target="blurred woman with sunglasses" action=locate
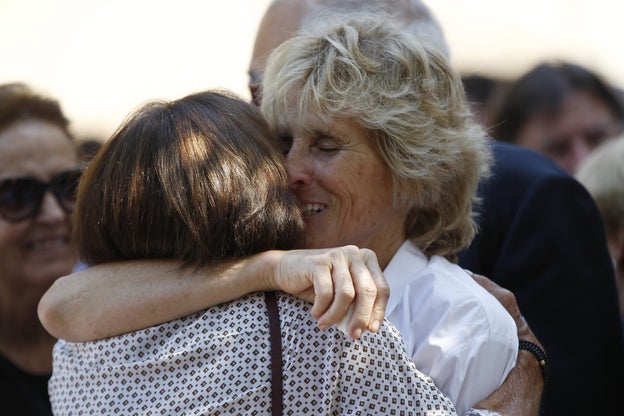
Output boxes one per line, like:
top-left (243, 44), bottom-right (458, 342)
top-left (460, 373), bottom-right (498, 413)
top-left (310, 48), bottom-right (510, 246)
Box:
top-left (0, 82), bottom-right (81, 415)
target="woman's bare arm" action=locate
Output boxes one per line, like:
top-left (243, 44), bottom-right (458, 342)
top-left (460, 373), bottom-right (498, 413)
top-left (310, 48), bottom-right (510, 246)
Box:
top-left (38, 246), bottom-right (388, 342)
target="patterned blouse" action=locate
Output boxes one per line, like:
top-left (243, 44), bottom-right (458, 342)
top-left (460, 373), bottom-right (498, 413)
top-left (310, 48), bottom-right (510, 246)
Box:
top-left (49, 292), bottom-right (493, 415)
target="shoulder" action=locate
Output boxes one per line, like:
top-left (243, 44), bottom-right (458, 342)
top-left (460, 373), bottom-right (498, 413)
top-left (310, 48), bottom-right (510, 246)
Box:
top-left (53, 293), bottom-right (270, 364)
top-left (490, 142), bottom-right (562, 177)
top-left (428, 257), bottom-right (517, 335)
top-left (388, 255), bottom-right (517, 353)
top-left (486, 142), bottom-right (575, 191)
top-left (478, 141), bottom-right (597, 222)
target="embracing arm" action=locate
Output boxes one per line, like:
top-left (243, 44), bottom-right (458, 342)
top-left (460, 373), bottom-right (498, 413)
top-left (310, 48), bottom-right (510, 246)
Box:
top-left (38, 246), bottom-right (388, 341)
top-left (39, 258), bottom-right (262, 341)
top-left (470, 273), bottom-right (544, 416)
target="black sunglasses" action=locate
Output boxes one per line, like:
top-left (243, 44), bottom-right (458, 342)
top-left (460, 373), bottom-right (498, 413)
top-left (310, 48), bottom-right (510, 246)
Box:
top-left (0, 166), bottom-right (84, 223)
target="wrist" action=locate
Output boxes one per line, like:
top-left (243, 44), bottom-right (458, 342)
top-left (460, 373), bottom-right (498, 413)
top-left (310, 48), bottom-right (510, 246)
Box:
top-left (519, 340), bottom-right (548, 382)
top-left (251, 251), bottom-right (283, 292)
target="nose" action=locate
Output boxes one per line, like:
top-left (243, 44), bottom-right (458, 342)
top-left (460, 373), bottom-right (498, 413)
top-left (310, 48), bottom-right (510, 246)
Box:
top-left (286, 141), bottom-right (313, 190)
top-left (36, 190), bottom-right (68, 224)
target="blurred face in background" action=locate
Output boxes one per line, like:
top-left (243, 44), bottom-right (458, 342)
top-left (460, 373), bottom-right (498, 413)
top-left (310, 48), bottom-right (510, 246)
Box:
top-left (248, 0), bottom-right (305, 106)
top-left (0, 120), bottom-right (78, 291)
top-left (515, 90), bottom-right (621, 174)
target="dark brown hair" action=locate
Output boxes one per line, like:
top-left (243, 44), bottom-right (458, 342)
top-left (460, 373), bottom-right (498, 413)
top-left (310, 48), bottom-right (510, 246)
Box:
top-left (75, 90), bottom-right (303, 267)
top-left (0, 82), bottom-right (73, 139)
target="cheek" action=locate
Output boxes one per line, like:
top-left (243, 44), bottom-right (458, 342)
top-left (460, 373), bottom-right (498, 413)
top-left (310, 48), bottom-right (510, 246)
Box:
top-left (0, 222), bottom-right (26, 266)
top-left (331, 163), bottom-right (375, 205)
top-left (0, 222), bottom-right (25, 246)
top-left (351, 162), bottom-right (395, 213)
top-left (517, 119), bottom-right (547, 149)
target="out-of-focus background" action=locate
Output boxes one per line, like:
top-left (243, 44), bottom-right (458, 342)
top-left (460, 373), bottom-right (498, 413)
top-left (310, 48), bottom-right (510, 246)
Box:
top-left (2, 0), bottom-right (623, 140)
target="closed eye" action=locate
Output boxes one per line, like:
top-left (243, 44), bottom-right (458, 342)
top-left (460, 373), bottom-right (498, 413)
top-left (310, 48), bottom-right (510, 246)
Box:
top-left (543, 137), bottom-right (569, 157)
top-left (309, 129), bottom-right (343, 153)
top-left (318, 144), bottom-right (339, 152)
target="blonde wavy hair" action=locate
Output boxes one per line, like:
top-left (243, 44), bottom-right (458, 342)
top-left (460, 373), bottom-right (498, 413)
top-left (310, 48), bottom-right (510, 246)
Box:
top-left (261, 13), bottom-right (491, 258)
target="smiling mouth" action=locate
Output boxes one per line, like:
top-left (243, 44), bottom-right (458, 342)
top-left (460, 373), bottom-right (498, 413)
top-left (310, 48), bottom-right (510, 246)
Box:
top-left (27, 237), bottom-right (69, 251)
top-left (302, 203), bottom-right (326, 216)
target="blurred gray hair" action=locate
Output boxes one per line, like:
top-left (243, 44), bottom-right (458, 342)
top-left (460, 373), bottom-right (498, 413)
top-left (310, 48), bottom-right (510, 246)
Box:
top-left (271, 0), bottom-right (450, 57)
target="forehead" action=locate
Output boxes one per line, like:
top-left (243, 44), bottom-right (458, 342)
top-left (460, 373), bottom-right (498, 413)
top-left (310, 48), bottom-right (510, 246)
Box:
top-left (283, 108), bottom-right (369, 142)
top-left (534, 91), bottom-right (619, 133)
top-left (0, 120), bottom-right (76, 179)
top-left (561, 90), bottom-right (619, 119)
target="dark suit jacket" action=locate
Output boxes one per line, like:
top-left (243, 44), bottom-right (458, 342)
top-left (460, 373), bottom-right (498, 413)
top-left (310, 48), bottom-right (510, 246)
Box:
top-left (459, 142), bottom-right (624, 415)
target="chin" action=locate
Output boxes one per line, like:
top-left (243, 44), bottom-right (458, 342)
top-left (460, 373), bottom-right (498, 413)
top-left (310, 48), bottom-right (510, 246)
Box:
top-left (27, 259), bottom-right (75, 286)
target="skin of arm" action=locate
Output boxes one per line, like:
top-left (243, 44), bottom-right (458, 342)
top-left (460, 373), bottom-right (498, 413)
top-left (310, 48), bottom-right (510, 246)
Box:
top-left (38, 246), bottom-right (388, 342)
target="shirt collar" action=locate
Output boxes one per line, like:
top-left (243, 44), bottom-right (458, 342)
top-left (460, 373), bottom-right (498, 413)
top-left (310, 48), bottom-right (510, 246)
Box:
top-left (384, 239), bottom-right (428, 316)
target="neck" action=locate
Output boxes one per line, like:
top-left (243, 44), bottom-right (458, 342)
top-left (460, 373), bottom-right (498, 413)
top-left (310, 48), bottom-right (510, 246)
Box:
top-left (0, 283), bottom-right (56, 375)
top-left (0, 329), bottom-right (55, 375)
top-left (376, 236), bottom-right (406, 270)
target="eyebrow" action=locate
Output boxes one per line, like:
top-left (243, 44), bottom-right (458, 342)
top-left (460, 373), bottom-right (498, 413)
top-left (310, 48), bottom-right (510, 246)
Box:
top-left (307, 127), bottom-right (348, 144)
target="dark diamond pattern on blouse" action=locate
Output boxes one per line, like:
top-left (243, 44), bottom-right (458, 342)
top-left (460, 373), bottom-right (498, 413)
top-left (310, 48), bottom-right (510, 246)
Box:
top-left (50, 292), bottom-right (457, 415)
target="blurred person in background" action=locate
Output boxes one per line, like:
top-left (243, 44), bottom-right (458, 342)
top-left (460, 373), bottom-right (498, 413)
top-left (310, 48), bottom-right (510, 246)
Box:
top-left (461, 74), bottom-right (511, 130)
top-left (0, 82), bottom-right (81, 415)
top-left (492, 61), bottom-right (624, 174)
top-left (576, 134), bottom-right (624, 329)
top-left (75, 138), bottom-right (102, 163)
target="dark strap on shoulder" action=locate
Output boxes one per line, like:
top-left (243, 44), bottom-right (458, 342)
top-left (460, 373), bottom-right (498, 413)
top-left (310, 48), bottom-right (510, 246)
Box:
top-left (265, 291), bottom-right (283, 416)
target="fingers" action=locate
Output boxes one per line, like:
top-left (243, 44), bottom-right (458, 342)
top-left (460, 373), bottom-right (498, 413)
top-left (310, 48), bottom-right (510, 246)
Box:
top-left (361, 248), bottom-right (388, 333)
top-left (329, 248), bottom-right (375, 339)
top-left (315, 246), bottom-right (387, 339)
top-left (314, 252), bottom-right (354, 328)
top-left (276, 246), bottom-right (389, 339)
top-left (469, 271), bottom-right (517, 319)
top-left (469, 271), bottom-right (543, 348)
top-left (308, 262), bottom-right (336, 320)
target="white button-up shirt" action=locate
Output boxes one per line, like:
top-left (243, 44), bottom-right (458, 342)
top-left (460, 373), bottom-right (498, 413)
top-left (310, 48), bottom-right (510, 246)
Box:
top-left (385, 240), bottom-right (518, 414)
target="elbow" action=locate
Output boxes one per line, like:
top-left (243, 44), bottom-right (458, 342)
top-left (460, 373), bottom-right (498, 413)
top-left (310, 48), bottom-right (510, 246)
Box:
top-left (37, 281), bottom-right (68, 340)
top-left (38, 277), bottom-right (91, 342)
